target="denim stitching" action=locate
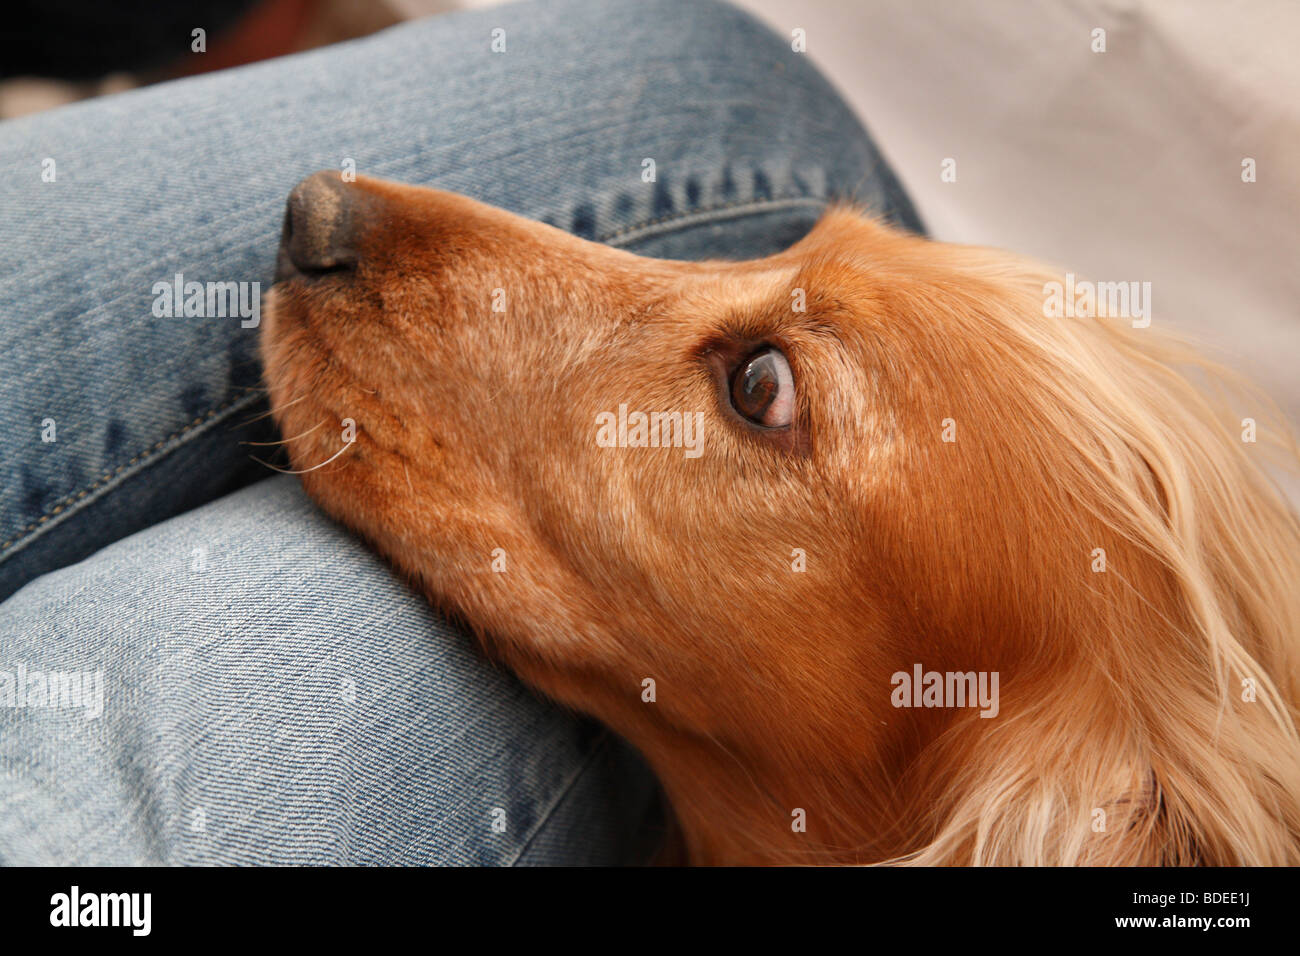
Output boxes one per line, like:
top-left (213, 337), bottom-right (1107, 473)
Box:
top-left (0, 390), bottom-right (265, 560)
top-left (600, 194), bottom-right (828, 247)
top-left (505, 730), bottom-right (613, 867)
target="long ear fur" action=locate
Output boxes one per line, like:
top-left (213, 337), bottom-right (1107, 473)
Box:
top-left (894, 249), bottom-right (1300, 865)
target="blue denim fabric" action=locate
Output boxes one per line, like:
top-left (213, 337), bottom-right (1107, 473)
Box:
top-left (0, 0), bottom-right (920, 864)
top-left (0, 477), bottom-right (664, 865)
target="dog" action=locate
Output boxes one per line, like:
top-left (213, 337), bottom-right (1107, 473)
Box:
top-left (261, 171), bottom-right (1300, 865)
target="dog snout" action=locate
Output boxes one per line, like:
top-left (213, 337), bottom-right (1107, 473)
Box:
top-left (277, 171), bottom-right (370, 279)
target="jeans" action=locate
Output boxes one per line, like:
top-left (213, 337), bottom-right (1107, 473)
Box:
top-left (0, 0), bottom-right (921, 864)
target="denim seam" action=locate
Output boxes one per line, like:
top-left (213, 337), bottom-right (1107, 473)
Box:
top-left (0, 390), bottom-right (265, 563)
top-left (505, 731), bottom-right (613, 867)
top-left (600, 195), bottom-right (828, 248)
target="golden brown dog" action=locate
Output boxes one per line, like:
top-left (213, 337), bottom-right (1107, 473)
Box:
top-left (262, 172), bottom-right (1300, 865)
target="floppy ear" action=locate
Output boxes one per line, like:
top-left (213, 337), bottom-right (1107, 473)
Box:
top-left (893, 439), bottom-right (1300, 865)
top-left (891, 255), bottom-right (1300, 865)
top-left (1076, 327), bottom-right (1300, 866)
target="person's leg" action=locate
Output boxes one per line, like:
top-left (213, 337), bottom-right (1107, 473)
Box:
top-left (0, 0), bottom-right (920, 601)
top-left (0, 476), bottom-right (663, 865)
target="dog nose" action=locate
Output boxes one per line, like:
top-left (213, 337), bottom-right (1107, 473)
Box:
top-left (278, 171), bottom-right (364, 277)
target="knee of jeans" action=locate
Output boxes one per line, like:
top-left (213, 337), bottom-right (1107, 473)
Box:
top-left (531, 0), bottom-right (924, 243)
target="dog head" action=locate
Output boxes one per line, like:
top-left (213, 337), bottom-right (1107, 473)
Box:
top-left (263, 172), bottom-right (1300, 864)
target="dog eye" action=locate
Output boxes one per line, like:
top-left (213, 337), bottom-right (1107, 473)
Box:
top-left (729, 348), bottom-right (794, 427)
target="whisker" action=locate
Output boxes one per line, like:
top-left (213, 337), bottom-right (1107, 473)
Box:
top-left (241, 421), bottom-right (326, 447)
top-left (249, 438), bottom-right (355, 475)
top-left (231, 393), bottom-right (308, 429)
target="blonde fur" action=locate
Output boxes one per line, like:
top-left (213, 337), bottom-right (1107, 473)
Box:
top-left (265, 182), bottom-right (1300, 865)
top-left (888, 240), bottom-right (1300, 865)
